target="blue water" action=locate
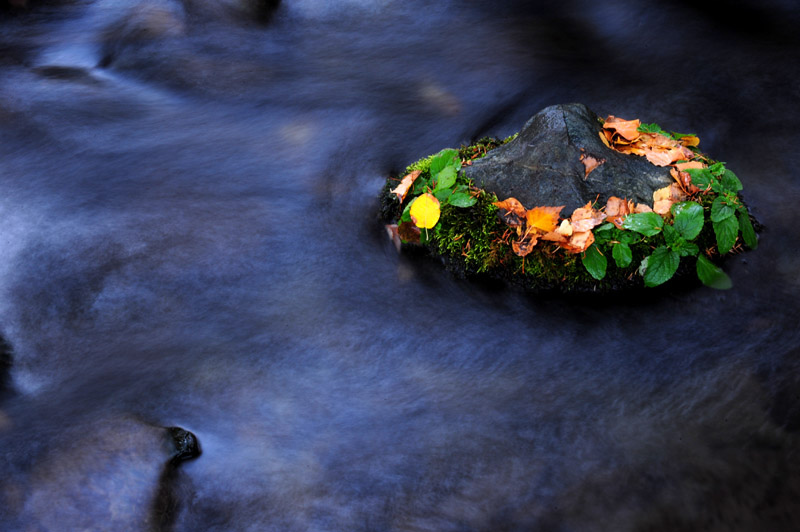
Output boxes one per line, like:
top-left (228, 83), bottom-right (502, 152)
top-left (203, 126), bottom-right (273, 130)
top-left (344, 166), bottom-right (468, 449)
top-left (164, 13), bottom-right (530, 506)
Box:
top-left (1, 1), bottom-right (799, 530)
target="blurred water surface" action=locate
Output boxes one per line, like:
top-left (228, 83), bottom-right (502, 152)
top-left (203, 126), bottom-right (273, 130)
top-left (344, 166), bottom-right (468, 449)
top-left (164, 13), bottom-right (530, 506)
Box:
top-left (1, 1), bottom-right (799, 530)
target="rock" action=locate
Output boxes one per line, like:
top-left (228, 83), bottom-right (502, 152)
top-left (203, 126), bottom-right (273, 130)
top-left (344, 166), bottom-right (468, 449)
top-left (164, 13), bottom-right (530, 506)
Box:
top-left (464, 103), bottom-right (673, 213)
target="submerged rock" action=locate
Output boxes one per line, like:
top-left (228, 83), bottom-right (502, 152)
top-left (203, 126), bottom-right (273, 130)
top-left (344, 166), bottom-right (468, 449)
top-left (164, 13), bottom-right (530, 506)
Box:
top-left (464, 103), bottom-right (673, 212)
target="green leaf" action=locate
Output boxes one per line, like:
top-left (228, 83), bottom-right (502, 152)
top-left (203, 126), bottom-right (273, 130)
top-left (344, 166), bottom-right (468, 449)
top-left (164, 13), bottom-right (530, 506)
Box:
top-left (707, 162), bottom-right (726, 176)
top-left (594, 222), bottom-right (614, 233)
top-left (582, 245), bottom-right (607, 280)
top-left (612, 243), bottom-right (632, 268)
top-left (662, 224), bottom-right (681, 247)
top-left (622, 212), bottom-right (664, 236)
top-left (429, 148), bottom-right (460, 176)
top-left (433, 166), bottom-right (457, 191)
top-left (711, 196), bottom-right (735, 222)
top-left (720, 169), bottom-right (743, 192)
top-left (643, 246), bottom-right (680, 287)
top-left (713, 215), bottom-right (739, 254)
top-left (738, 210), bottom-right (758, 249)
top-left (618, 231), bottom-right (641, 245)
top-left (671, 201), bottom-right (704, 240)
top-left (673, 240), bottom-right (699, 257)
top-left (433, 187), bottom-right (452, 203)
top-left (686, 168), bottom-right (713, 189)
top-left (400, 199), bottom-right (413, 222)
top-left (448, 192), bottom-right (477, 208)
top-left (638, 123), bottom-right (668, 136)
top-left (696, 254), bottom-right (732, 290)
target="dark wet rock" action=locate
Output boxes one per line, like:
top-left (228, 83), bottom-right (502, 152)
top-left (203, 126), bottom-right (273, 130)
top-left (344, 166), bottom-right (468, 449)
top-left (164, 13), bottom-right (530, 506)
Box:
top-left (0, 335), bottom-right (11, 401)
top-left (168, 426), bottom-right (201, 464)
top-left (464, 103), bottom-right (673, 213)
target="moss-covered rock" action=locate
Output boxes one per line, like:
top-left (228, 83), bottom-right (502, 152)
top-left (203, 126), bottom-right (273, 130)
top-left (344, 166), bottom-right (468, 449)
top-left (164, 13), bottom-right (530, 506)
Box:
top-left (380, 108), bottom-right (759, 294)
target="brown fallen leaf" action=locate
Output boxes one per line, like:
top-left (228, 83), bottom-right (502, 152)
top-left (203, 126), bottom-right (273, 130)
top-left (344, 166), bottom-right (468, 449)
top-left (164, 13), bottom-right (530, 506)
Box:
top-left (559, 230), bottom-right (595, 254)
top-left (644, 147), bottom-right (685, 167)
top-left (605, 196), bottom-right (633, 228)
top-left (390, 170), bottom-right (422, 202)
top-left (493, 197), bottom-right (527, 227)
top-left (634, 203), bottom-right (653, 213)
top-left (603, 116), bottom-right (641, 142)
top-left (397, 221), bottom-right (421, 243)
top-left (580, 150), bottom-right (605, 178)
top-left (512, 235), bottom-right (538, 257)
top-left (570, 202), bottom-right (606, 232)
top-left (674, 161), bottom-right (705, 171)
top-left (678, 135), bottom-right (700, 147)
top-left (385, 224), bottom-right (401, 251)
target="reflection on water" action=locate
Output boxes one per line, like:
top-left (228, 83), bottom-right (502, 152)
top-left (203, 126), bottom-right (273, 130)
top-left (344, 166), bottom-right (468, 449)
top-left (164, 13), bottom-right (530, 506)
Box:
top-left (1, 0), bottom-right (800, 530)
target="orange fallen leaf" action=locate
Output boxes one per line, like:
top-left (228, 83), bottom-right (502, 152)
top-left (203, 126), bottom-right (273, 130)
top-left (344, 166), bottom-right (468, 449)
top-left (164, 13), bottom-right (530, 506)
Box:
top-left (580, 151), bottom-right (605, 178)
top-left (559, 230), bottom-right (595, 254)
top-left (634, 203), bottom-right (653, 213)
top-left (526, 205), bottom-right (564, 233)
top-left (645, 147), bottom-right (685, 167)
top-left (605, 196), bottom-right (633, 228)
top-left (603, 116), bottom-right (641, 142)
top-left (679, 135), bottom-right (700, 147)
top-left (540, 231), bottom-right (567, 242)
top-left (390, 170), bottom-right (422, 202)
top-left (674, 161), bottom-right (705, 171)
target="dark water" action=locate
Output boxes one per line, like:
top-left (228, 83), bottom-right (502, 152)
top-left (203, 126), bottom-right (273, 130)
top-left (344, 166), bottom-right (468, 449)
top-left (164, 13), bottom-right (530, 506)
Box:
top-left (1, 1), bottom-right (799, 530)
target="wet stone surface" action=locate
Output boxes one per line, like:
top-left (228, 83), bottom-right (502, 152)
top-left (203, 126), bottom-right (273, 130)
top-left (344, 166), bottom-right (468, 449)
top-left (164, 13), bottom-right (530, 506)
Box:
top-left (464, 103), bottom-right (673, 212)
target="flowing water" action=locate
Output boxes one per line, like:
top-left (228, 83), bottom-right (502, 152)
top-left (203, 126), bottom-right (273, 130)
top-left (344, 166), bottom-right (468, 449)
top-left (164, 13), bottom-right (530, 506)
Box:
top-left (1, 1), bottom-right (800, 530)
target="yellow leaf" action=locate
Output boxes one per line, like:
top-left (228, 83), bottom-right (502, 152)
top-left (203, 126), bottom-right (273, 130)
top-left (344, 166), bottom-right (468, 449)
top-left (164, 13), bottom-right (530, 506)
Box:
top-left (409, 193), bottom-right (440, 229)
top-left (526, 205), bottom-right (564, 233)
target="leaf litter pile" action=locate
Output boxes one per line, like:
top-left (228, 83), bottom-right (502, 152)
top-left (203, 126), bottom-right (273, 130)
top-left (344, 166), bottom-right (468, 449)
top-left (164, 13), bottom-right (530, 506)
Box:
top-left (382, 117), bottom-right (758, 292)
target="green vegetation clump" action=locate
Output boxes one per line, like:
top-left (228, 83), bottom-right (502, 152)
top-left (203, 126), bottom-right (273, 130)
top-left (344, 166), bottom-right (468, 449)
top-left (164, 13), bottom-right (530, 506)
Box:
top-left (379, 127), bottom-right (758, 293)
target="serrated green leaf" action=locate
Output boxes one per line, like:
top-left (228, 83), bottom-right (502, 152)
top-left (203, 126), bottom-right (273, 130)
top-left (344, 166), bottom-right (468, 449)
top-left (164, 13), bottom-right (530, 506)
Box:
top-left (618, 231), bottom-right (641, 245)
top-left (622, 212), bottom-right (663, 236)
top-left (433, 187), bottom-right (452, 203)
top-left (643, 246), bottom-right (680, 287)
top-left (582, 245), bottom-right (607, 280)
top-left (674, 240), bottom-right (699, 257)
top-left (720, 169), bottom-right (743, 192)
top-left (663, 224), bottom-right (681, 247)
top-left (429, 148), bottom-right (460, 177)
top-left (711, 196), bottom-right (735, 222)
top-left (612, 243), bottom-right (632, 268)
top-left (713, 215), bottom-right (739, 254)
top-left (595, 222), bottom-right (614, 232)
top-left (433, 166), bottom-right (457, 191)
top-left (671, 201), bottom-right (704, 240)
top-left (707, 162), bottom-right (726, 176)
top-left (686, 168), bottom-right (714, 189)
top-left (738, 210), bottom-right (758, 249)
top-left (696, 254), bottom-right (732, 290)
top-left (638, 123), bottom-right (668, 135)
top-left (448, 192), bottom-right (477, 208)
